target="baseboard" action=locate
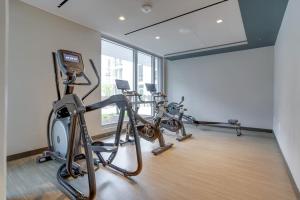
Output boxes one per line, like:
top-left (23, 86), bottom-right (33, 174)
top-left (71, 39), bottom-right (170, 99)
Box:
top-left (7, 130), bottom-right (118, 162)
top-left (7, 147), bottom-right (48, 162)
top-left (273, 132), bottom-right (300, 200)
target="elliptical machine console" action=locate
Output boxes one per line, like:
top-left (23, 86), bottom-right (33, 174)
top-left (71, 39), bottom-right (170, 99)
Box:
top-left (58, 50), bottom-right (84, 76)
top-left (145, 83), bottom-right (157, 93)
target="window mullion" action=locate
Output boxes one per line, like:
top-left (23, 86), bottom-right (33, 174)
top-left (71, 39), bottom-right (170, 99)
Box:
top-left (151, 56), bottom-right (155, 84)
top-left (133, 50), bottom-right (138, 110)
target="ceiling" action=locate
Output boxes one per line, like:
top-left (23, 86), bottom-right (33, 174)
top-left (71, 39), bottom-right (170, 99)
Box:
top-left (20, 0), bottom-right (246, 56)
top-left (20, 0), bottom-right (288, 60)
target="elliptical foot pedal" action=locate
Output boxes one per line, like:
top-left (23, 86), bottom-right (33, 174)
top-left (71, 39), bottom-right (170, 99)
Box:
top-left (36, 155), bottom-right (52, 163)
top-left (60, 167), bottom-right (70, 178)
top-left (152, 143), bottom-right (173, 155)
top-left (176, 134), bottom-right (192, 142)
top-left (59, 164), bottom-right (84, 178)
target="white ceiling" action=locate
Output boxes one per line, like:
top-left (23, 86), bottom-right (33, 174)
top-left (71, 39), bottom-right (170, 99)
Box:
top-left (20, 0), bottom-right (247, 56)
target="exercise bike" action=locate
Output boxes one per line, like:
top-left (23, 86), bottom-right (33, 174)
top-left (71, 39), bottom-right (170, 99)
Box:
top-left (145, 83), bottom-right (192, 141)
top-left (37, 50), bottom-right (142, 199)
top-left (115, 79), bottom-right (173, 155)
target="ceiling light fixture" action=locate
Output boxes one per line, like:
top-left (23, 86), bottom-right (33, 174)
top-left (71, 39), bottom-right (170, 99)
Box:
top-left (216, 19), bottom-right (223, 24)
top-left (155, 36), bottom-right (160, 40)
top-left (119, 16), bottom-right (126, 21)
top-left (141, 3), bottom-right (152, 14)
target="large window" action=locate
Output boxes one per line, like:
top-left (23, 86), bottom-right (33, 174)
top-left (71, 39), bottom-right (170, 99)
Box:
top-left (101, 38), bottom-right (162, 125)
top-left (137, 52), bottom-right (152, 116)
top-left (101, 40), bottom-right (134, 125)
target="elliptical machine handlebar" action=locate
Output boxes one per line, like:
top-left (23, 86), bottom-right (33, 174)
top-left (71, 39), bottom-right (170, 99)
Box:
top-left (62, 72), bottom-right (92, 86)
top-left (81, 59), bottom-right (100, 101)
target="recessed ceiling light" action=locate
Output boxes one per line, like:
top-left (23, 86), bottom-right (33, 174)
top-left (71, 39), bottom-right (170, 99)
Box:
top-left (216, 19), bottom-right (223, 24)
top-left (119, 16), bottom-right (126, 21)
top-left (155, 36), bottom-right (160, 40)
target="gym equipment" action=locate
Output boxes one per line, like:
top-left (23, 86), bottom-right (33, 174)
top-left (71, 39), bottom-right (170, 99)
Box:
top-left (183, 115), bottom-right (242, 136)
top-left (37, 50), bottom-right (142, 199)
top-left (167, 97), bottom-right (242, 136)
top-left (115, 79), bottom-right (173, 155)
top-left (145, 83), bottom-right (192, 141)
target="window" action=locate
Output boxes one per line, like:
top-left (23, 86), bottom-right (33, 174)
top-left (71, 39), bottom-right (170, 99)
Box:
top-left (138, 64), bottom-right (143, 82)
top-left (101, 39), bottom-right (134, 125)
top-left (155, 57), bottom-right (162, 92)
top-left (137, 52), bottom-right (152, 116)
top-left (101, 38), bottom-right (163, 125)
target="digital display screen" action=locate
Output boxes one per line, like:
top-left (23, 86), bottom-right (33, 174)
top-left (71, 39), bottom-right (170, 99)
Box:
top-left (115, 79), bottom-right (131, 90)
top-left (63, 53), bottom-right (80, 63)
top-left (145, 83), bottom-right (156, 92)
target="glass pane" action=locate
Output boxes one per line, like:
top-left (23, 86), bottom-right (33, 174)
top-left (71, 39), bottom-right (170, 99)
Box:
top-left (101, 40), bottom-right (133, 125)
top-left (137, 52), bottom-right (152, 116)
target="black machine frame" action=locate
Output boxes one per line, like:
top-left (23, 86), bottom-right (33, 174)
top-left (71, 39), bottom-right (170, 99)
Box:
top-left (38, 50), bottom-right (143, 199)
top-left (115, 79), bottom-right (173, 155)
top-left (145, 83), bottom-right (192, 141)
top-left (166, 99), bottom-right (242, 136)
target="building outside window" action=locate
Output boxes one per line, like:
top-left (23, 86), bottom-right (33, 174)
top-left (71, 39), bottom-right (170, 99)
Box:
top-left (101, 38), bottom-right (163, 125)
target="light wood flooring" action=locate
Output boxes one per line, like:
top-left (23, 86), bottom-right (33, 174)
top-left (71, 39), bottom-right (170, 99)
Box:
top-left (7, 126), bottom-right (298, 200)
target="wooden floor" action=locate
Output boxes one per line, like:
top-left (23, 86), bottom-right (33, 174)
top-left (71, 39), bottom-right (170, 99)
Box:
top-left (7, 126), bottom-right (298, 200)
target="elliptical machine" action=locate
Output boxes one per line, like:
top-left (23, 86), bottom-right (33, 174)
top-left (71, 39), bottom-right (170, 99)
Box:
top-left (115, 79), bottom-right (173, 155)
top-left (145, 83), bottom-right (192, 141)
top-left (37, 50), bottom-right (142, 199)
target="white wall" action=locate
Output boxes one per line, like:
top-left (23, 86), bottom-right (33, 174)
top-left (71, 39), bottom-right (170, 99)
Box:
top-left (7, 0), bottom-right (108, 156)
top-left (273, 0), bottom-right (300, 191)
top-left (166, 47), bottom-right (274, 129)
top-left (0, 0), bottom-right (8, 197)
